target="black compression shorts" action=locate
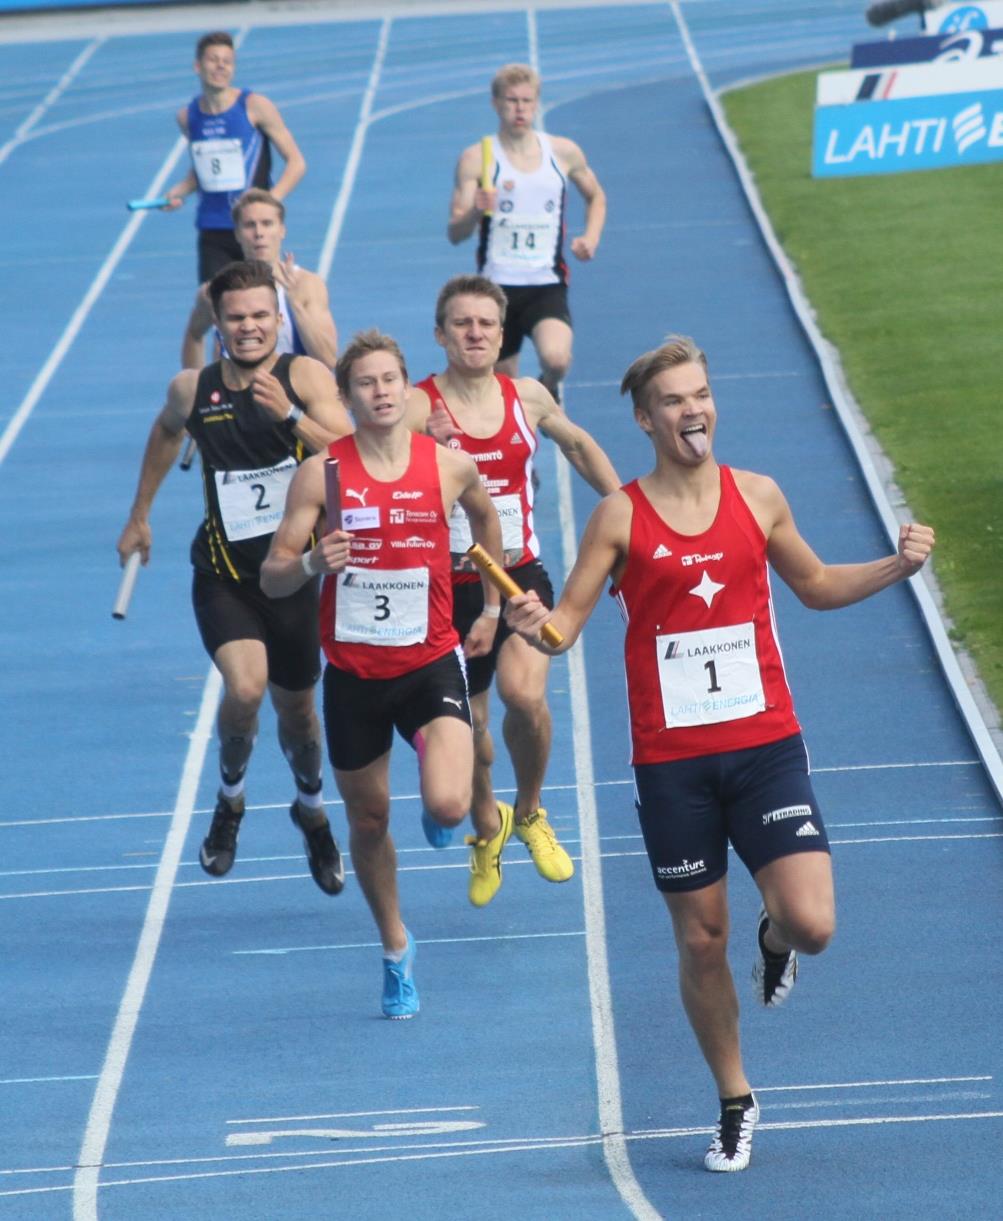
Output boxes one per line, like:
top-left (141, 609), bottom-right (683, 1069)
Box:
top-left (498, 283), bottom-right (572, 361)
top-left (452, 560), bottom-right (554, 696)
top-left (192, 568), bottom-right (321, 692)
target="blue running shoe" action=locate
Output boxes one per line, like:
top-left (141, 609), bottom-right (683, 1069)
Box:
top-left (421, 807), bottom-right (453, 849)
top-left (382, 929), bottom-right (419, 1020)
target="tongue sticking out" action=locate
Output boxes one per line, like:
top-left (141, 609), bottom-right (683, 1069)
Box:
top-left (682, 428), bottom-right (708, 459)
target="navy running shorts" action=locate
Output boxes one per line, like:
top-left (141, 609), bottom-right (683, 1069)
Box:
top-left (192, 568), bottom-right (321, 692)
top-left (633, 733), bottom-right (830, 893)
top-left (323, 647), bottom-right (471, 772)
top-left (198, 227), bottom-right (244, 283)
top-left (498, 283), bottom-right (571, 361)
top-left (452, 560), bottom-right (554, 696)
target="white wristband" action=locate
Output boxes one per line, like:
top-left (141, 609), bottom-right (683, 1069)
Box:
top-left (301, 550), bottom-right (316, 578)
top-left (285, 403), bottom-right (304, 426)
top-left (480, 604), bottom-right (501, 619)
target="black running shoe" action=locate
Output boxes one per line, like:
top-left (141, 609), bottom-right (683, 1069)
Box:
top-left (290, 802), bottom-right (345, 896)
top-left (752, 906), bottom-right (798, 1007)
top-left (200, 793), bottom-right (244, 877)
top-left (704, 1093), bottom-right (759, 1172)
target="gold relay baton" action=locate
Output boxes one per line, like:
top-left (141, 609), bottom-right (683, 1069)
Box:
top-left (466, 543), bottom-right (564, 648)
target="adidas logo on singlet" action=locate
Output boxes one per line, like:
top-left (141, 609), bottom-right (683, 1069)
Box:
top-left (510, 431), bottom-right (524, 445)
top-left (795, 820), bottom-right (820, 838)
top-left (652, 544), bottom-right (672, 559)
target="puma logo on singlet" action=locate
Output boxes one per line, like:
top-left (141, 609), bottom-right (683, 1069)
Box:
top-left (345, 488), bottom-right (369, 506)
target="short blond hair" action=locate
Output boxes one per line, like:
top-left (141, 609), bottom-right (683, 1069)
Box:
top-left (335, 330), bottom-right (409, 398)
top-left (619, 336), bottom-right (709, 410)
top-left (231, 188), bottom-right (285, 226)
top-left (491, 63), bottom-right (540, 99)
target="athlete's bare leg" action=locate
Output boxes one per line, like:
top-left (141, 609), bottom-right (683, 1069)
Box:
top-left (415, 714), bottom-right (473, 829)
top-left (468, 690), bottom-right (503, 840)
top-left (664, 880), bottom-right (752, 1099)
top-left (213, 638), bottom-right (268, 782)
top-left (754, 851), bottom-right (835, 956)
top-left (335, 753), bottom-right (406, 954)
top-left (530, 317), bottom-right (573, 398)
top-left (494, 633), bottom-right (551, 822)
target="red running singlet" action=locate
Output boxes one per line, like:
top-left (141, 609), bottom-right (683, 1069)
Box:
top-left (414, 373), bottom-right (539, 582)
top-left (319, 433), bottom-right (459, 679)
top-left (611, 466), bottom-right (800, 765)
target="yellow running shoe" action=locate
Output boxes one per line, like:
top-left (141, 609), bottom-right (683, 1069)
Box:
top-left (514, 808), bottom-right (574, 882)
top-left (465, 801), bottom-right (514, 908)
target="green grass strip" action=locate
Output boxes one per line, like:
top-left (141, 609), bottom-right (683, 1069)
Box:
top-left (722, 68), bottom-right (1003, 719)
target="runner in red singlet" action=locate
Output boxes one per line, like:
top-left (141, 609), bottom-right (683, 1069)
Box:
top-left (505, 335), bottom-right (935, 1172)
top-left (261, 330), bottom-right (503, 1019)
top-left (406, 275), bottom-right (619, 907)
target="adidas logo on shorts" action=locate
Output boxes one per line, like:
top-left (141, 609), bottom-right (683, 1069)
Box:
top-left (652, 544), bottom-right (672, 559)
top-left (795, 820), bottom-right (820, 838)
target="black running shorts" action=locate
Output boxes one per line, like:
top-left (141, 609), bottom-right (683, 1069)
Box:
top-left (452, 560), bottom-right (554, 696)
top-left (633, 733), bottom-right (830, 893)
top-left (498, 283), bottom-right (572, 361)
top-left (197, 227), bottom-right (244, 283)
top-left (192, 568), bottom-right (321, 692)
top-left (323, 647), bottom-right (471, 772)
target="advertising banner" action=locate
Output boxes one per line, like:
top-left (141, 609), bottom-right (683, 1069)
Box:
top-left (923, 2), bottom-right (1003, 31)
top-left (851, 26), bottom-right (1003, 66)
top-left (813, 58), bottom-right (1003, 176)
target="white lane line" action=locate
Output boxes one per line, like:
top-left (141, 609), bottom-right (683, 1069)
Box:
top-left (229, 1106), bottom-right (479, 1125)
top-left (0, 37), bottom-right (103, 167)
top-left (532, 13), bottom-right (658, 1220)
top-left (232, 929), bottom-right (585, 957)
top-left (317, 17), bottom-right (390, 279)
top-left (71, 668), bottom-right (221, 1219)
top-left (756, 1075), bottom-right (992, 1094)
top-left (6, 1109), bottom-right (1002, 1198)
top-left (1, 1074), bottom-right (98, 1086)
top-left (0, 133), bottom-right (185, 466)
top-left (0, 759), bottom-right (985, 828)
top-left (71, 23), bottom-right (386, 1215)
top-left (668, 0), bottom-right (1003, 804)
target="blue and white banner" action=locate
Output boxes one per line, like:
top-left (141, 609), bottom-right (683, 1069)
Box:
top-left (813, 88), bottom-right (1003, 176)
top-left (923, 2), bottom-right (1003, 31)
top-left (817, 56), bottom-right (1003, 104)
top-left (851, 26), bottom-right (1003, 67)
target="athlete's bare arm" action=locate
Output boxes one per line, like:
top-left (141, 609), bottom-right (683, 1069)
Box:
top-left (116, 370), bottom-right (199, 565)
top-left (737, 470), bottom-right (935, 610)
top-left (447, 143), bottom-right (496, 244)
top-left (520, 379), bottom-right (620, 495)
top-left (248, 93), bottom-right (306, 200)
top-left (403, 384), bottom-right (460, 444)
top-left (552, 135), bottom-right (606, 261)
top-left (274, 256), bottom-right (338, 366)
top-left (506, 490), bottom-right (631, 654)
top-left (181, 284), bottom-right (215, 368)
top-left (260, 454), bottom-right (352, 598)
top-left (265, 356), bottom-right (352, 452)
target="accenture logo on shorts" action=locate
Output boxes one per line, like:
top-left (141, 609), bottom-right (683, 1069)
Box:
top-left (656, 858), bottom-right (707, 881)
top-left (762, 804), bottom-right (812, 826)
top-left (392, 491), bottom-right (423, 501)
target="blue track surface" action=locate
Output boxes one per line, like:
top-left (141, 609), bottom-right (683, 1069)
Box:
top-left (1, 4), bottom-right (1000, 1218)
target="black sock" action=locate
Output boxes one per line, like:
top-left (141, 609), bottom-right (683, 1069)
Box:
top-left (721, 1093), bottom-right (755, 1110)
top-left (758, 919), bottom-right (790, 960)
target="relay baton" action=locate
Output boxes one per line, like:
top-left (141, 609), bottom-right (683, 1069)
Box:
top-left (480, 136), bottom-right (493, 217)
top-left (466, 543), bottom-right (564, 648)
top-left (179, 436), bottom-right (197, 470)
top-left (127, 197), bottom-right (170, 211)
top-left (324, 457), bottom-right (341, 530)
top-left (112, 552), bottom-right (142, 620)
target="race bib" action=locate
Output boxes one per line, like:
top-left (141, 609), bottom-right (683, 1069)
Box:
top-left (449, 493), bottom-right (524, 556)
top-left (488, 212), bottom-right (558, 269)
top-left (655, 621), bottom-right (765, 729)
top-left (191, 138), bottom-right (246, 192)
top-left (215, 458), bottom-right (297, 542)
top-left (334, 566), bottom-right (429, 647)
